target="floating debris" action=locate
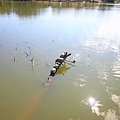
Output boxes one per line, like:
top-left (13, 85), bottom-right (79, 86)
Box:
top-left (24, 52), bottom-right (29, 57)
top-left (13, 55), bottom-right (16, 62)
top-left (46, 62), bottom-right (51, 66)
top-left (27, 46), bottom-right (33, 55)
top-left (48, 52), bottom-right (72, 78)
top-left (15, 43), bottom-right (18, 51)
top-left (31, 57), bottom-right (35, 68)
top-left (88, 53), bottom-right (90, 58)
top-left (14, 43), bottom-right (19, 62)
top-left (47, 52), bottom-right (75, 83)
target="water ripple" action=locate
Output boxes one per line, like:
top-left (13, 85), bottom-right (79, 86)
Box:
top-left (112, 56), bottom-right (120, 78)
top-left (73, 74), bottom-right (87, 88)
top-left (98, 67), bottom-right (109, 81)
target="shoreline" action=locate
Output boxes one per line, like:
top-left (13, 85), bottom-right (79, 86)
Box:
top-left (5, 0), bottom-right (120, 5)
top-left (3, 0), bottom-right (120, 6)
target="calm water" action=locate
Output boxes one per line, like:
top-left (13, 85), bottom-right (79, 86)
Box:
top-left (0, 1), bottom-right (120, 120)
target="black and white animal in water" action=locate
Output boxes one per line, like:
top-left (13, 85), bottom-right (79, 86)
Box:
top-left (47, 52), bottom-right (76, 82)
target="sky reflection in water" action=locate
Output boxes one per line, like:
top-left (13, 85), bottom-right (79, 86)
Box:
top-left (74, 15), bottom-right (120, 118)
top-left (81, 96), bottom-right (120, 119)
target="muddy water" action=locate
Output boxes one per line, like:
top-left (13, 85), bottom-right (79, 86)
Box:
top-left (0, 1), bottom-right (120, 120)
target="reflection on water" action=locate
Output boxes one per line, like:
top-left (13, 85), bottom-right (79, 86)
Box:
top-left (89, 97), bottom-right (96, 106)
top-left (81, 96), bottom-right (120, 119)
top-left (105, 109), bottom-right (119, 120)
top-left (73, 74), bottom-right (87, 87)
top-left (89, 97), bottom-right (105, 116)
top-left (0, 1), bottom-right (120, 18)
top-left (112, 56), bottom-right (120, 78)
top-left (81, 97), bottom-right (105, 116)
top-left (0, 1), bottom-right (120, 120)
top-left (111, 94), bottom-right (120, 106)
top-left (56, 63), bottom-right (71, 76)
top-left (16, 87), bottom-right (48, 120)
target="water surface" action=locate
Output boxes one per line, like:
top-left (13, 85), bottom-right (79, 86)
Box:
top-left (0, 1), bottom-right (120, 120)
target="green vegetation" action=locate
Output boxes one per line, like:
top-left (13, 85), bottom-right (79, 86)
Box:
top-left (0, 1), bottom-right (118, 18)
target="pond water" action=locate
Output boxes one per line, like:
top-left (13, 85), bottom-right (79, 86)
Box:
top-left (0, 1), bottom-right (120, 120)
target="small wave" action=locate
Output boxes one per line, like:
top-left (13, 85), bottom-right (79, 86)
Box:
top-left (112, 61), bottom-right (120, 78)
